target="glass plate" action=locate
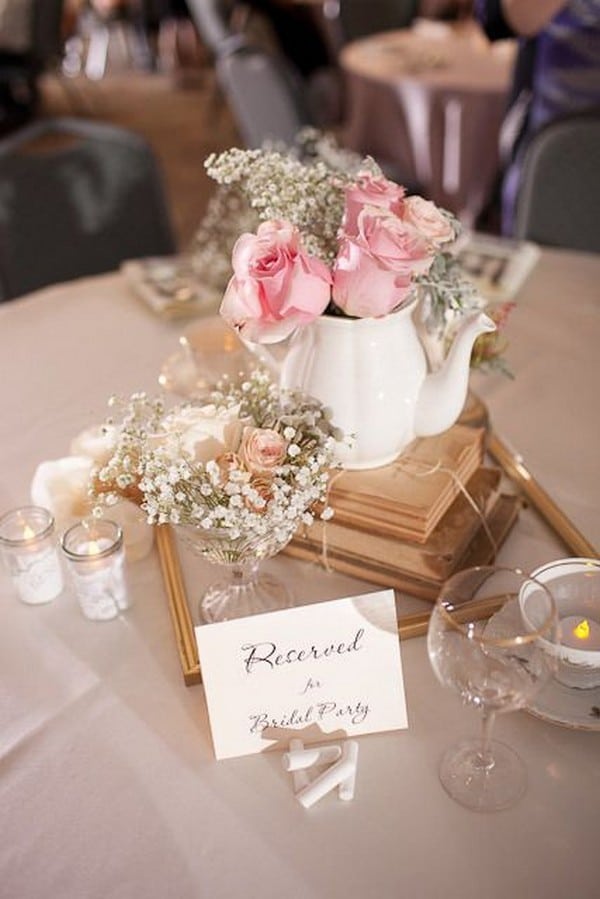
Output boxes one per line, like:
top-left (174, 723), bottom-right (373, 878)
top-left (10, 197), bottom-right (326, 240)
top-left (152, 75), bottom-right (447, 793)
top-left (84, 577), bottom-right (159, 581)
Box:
top-left (526, 679), bottom-right (600, 732)
top-left (158, 348), bottom-right (212, 399)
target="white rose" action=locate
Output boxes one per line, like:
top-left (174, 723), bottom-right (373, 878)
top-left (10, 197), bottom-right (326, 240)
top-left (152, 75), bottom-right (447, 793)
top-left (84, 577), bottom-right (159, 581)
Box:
top-left (31, 456), bottom-right (95, 530)
top-left (30, 455), bottom-right (153, 561)
top-left (160, 403), bottom-right (246, 464)
top-left (70, 424), bottom-right (117, 465)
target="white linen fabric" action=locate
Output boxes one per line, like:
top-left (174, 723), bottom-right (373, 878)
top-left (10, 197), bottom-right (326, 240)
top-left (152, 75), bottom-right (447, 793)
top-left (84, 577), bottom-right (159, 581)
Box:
top-left (1, 257), bottom-right (599, 899)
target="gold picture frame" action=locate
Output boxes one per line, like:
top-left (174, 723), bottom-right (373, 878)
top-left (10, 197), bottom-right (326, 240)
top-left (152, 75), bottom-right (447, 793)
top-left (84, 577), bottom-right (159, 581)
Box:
top-left (155, 524), bottom-right (202, 685)
top-left (154, 520), bottom-right (513, 688)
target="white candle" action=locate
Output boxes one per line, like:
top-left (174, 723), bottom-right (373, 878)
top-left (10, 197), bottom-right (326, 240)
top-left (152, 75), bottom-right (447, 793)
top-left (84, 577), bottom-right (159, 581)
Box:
top-left (61, 520), bottom-right (130, 622)
top-left (560, 615), bottom-right (600, 651)
top-left (0, 507), bottom-right (64, 605)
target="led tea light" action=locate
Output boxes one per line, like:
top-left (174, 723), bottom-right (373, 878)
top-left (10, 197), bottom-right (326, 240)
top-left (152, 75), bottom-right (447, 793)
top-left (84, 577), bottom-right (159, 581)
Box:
top-left (560, 615), bottom-right (600, 650)
top-left (61, 519), bottom-right (130, 622)
top-left (0, 506), bottom-right (64, 605)
top-left (521, 558), bottom-right (600, 689)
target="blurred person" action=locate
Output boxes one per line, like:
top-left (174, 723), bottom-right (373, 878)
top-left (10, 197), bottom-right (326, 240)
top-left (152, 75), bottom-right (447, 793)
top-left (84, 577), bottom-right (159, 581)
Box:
top-left (0, 0), bottom-right (37, 133)
top-left (475, 0), bottom-right (600, 234)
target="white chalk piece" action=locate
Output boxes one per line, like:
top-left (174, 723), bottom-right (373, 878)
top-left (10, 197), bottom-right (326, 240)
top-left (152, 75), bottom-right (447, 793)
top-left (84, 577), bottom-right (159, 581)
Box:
top-left (338, 741), bottom-right (359, 801)
top-left (282, 743), bottom-right (342, 772)
top-left (295, 742), bottom-right (358, 809)
top-left (287, 739), bottom-right (310, 792)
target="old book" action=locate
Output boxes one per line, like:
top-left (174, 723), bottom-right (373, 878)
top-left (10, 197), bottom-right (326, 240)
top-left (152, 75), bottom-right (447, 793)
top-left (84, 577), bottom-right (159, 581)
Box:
top-left (285, 493), bottom-right (520, 602)
top-left (327, 424), bottom-right (485, 544)
top-left (291, 467), bottom-right (501, 582)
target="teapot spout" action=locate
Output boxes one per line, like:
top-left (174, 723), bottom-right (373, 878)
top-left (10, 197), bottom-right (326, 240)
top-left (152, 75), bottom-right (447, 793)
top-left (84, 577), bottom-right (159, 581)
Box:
top-left (414, 311), bottom-right (496, 437)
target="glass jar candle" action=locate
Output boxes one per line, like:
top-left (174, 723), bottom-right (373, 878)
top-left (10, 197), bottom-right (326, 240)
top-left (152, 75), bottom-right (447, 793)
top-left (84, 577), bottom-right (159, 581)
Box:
top-left (0, 506), bottom-right (64, 605)
top-left (61, 519), bottom-right (130, 622)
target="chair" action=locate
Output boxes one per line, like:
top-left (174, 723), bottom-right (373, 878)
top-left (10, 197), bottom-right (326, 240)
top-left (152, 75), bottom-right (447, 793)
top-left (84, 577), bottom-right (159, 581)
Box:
top-left (215, 38), bottom-right (420, 189)
top-left (185, 0), bottom-right (244, 57)
top-left (0, 117), bottom-right (176, 302)
top-left (514, 114), bottom-right (600, 254)
top-left (215, 40), bottom-right (312, 148)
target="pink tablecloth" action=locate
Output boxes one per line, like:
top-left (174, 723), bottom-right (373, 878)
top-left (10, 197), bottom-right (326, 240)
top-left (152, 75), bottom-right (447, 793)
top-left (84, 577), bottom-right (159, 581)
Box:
top-left (340, 19), bottom-right (516, 224)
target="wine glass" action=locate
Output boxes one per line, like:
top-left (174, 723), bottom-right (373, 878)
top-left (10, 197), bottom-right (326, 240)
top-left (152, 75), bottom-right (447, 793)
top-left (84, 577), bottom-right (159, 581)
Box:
top-left (427, 566), bottom-right (559, 812)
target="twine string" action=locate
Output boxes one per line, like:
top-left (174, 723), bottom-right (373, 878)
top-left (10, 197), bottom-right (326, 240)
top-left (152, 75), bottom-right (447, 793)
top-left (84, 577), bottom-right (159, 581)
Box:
top-left (311, 453), bottom-right (497, 574)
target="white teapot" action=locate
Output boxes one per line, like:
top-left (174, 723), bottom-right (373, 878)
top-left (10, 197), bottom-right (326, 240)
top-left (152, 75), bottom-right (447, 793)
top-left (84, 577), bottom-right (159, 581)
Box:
top-left (254, 298), bottom-right (495, 469)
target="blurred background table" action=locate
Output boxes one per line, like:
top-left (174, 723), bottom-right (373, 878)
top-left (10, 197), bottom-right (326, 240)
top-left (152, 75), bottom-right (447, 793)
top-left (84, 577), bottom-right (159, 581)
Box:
top-left (340, 17), bottom-right (516, 224)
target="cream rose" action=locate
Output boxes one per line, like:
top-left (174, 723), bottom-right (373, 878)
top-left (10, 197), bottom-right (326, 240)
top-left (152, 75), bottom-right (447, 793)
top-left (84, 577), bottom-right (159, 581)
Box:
top-left (401, 195), bottom-right (456, 245)
top-left (159, 403), bottom-right (245, 464)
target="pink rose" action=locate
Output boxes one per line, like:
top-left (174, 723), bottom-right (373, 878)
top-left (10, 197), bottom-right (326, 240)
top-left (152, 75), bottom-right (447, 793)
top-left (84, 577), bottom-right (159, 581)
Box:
top-left (332, 207), bottom-right (435, 318)
top-left (239, 426), bottom-right (288, 474)
top-left (220, 219), bottom-right (331, 344)
top-left (401, 196), bottom-right (456, 245)
top-left (341, 171), bottom-right (406, 237)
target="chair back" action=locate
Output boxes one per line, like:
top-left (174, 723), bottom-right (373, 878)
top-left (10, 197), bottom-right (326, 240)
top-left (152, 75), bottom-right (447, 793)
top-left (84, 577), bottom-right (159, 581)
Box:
top-left (0, 117), bottom-right (176, 301)
top-left (215, 42), bottom-right (312, 148)
top-left (186, 0), bottom-right (242, 56)
top-left (514, 113), bottom-right (600, 253)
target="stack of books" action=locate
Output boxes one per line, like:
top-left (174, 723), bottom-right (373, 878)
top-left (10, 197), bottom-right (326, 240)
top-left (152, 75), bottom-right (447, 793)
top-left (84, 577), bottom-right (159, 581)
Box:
top-left (285, 424), bottom-right (520, 601)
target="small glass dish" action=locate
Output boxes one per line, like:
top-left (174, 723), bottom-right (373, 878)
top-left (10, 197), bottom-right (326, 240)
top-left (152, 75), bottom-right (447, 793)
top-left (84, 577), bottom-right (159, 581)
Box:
top-left (520, 558), bottom-right (600, 689)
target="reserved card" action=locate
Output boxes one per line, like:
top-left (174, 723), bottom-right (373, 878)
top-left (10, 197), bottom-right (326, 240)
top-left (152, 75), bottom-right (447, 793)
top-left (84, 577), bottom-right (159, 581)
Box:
top-left (195, 590), bottom-right (408, 760)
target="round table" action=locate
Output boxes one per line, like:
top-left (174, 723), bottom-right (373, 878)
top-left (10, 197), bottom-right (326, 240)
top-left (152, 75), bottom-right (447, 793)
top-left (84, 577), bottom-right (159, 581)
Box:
top-left (340, 18), bottom-right (516, 224)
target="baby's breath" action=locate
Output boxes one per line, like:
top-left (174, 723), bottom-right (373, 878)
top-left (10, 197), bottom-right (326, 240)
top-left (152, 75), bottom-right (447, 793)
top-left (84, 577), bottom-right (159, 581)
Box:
top-left (91, 370), bottom-right (338, 546)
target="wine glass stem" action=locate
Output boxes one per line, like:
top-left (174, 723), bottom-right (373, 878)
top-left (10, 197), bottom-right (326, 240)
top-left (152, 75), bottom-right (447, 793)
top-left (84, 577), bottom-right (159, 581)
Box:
top-left (479, 710), bottom-right (496, 770)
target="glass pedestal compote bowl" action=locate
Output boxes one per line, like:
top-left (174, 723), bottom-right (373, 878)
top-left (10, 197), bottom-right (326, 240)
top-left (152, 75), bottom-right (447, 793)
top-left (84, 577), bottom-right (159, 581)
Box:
top-left (177, 525), bottom-right (294, 623)
top-left (427, 566), bottom-right (559, 812)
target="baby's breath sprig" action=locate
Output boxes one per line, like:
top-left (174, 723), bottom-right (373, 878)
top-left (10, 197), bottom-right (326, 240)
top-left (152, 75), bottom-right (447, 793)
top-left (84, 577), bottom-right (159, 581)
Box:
top-left (204, 146), bottom-right (380, 265)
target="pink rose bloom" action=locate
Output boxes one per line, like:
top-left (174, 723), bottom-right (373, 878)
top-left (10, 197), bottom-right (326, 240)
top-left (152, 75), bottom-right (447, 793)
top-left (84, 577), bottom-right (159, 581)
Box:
top-left (342, 171), bottom-right (406, 237)
top-left (220, 219), bottom-right (331, 344)
top-left (332, 206), bottom-right (435, 318)
top-left (401, 195), bottom-right (456, 245)
top-left (239, 426), bottom-right (288, 474)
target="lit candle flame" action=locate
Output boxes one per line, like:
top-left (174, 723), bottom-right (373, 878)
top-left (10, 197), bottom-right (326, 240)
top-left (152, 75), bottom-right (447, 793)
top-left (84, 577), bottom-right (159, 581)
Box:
top-left (573, 619), bottom-right (590, 641)
top-left (85, 540), bottom-right (101, 556)
top-left (23, 525), bottom-right (35, 540)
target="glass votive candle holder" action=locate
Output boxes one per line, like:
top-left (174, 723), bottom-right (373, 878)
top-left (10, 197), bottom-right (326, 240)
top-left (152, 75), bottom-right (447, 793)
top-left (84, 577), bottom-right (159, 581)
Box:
top-left (61, 519), bottom-right (130, 622)
top-left (0, 506), bottom-right (64, 605)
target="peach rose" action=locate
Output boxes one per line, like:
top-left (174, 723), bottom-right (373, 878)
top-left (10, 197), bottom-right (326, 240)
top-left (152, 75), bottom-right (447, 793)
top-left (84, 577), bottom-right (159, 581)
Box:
top-left (342, 171), bottom-right (406, 237)
top-left (332, 206), bottom-right (435, 318)
top-left (220, 219), bottom-right (331, 344)
top-left (239, 426), bottom-right (287, 474)
top-left (401, 196), bottom-right (456, 245)
top-left (243, 475), bottom-right (274, 513)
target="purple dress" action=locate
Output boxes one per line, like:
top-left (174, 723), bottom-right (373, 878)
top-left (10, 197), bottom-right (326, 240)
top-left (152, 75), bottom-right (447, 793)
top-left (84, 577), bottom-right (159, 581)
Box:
top-left (476, 0), bottom-right (600, 234)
